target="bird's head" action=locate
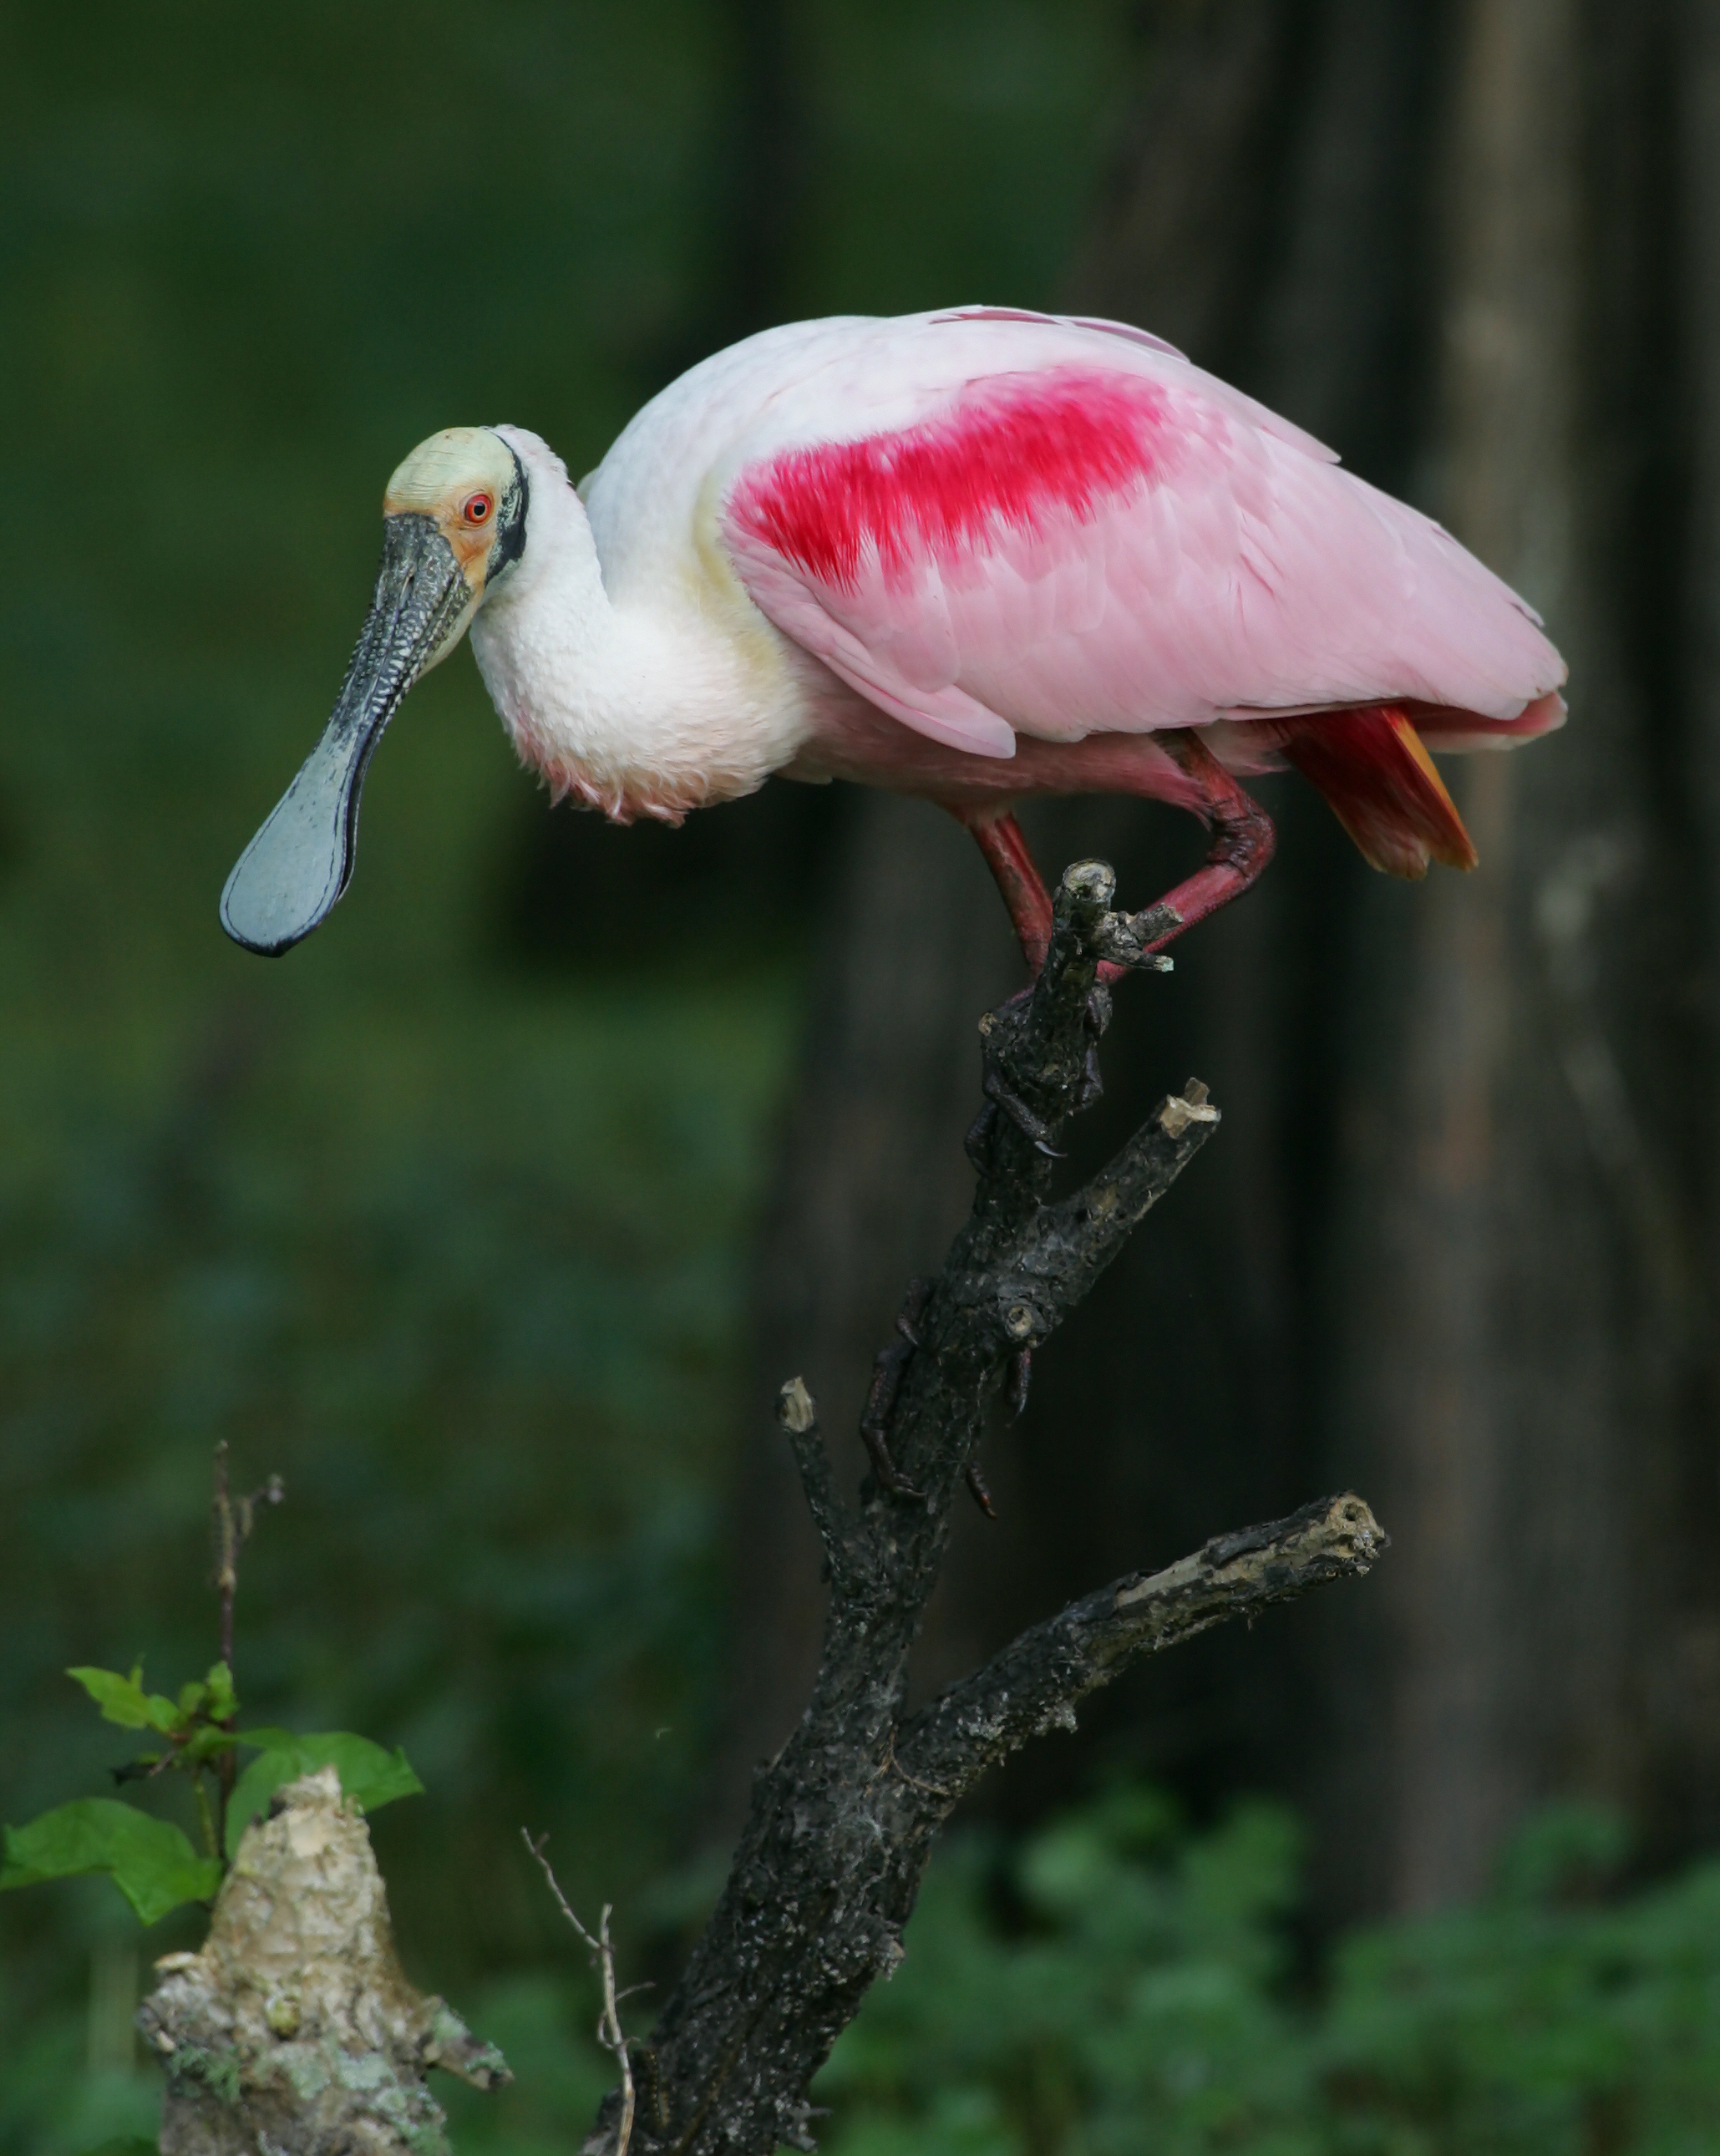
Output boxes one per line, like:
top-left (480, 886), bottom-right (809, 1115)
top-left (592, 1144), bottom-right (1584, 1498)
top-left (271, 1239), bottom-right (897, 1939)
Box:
top-left (219, 425), bottom-right (530, 956)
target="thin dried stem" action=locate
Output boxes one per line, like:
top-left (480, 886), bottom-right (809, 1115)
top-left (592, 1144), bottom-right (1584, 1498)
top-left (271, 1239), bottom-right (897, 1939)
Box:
top-left (524, 1829), bottom-right (637, 2156)
top-left (209, 1442), bottom-right (284, 1856)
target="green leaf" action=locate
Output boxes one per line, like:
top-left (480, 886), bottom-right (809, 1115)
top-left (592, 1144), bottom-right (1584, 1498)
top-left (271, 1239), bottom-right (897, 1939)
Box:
top-left (226, 1731), bottom-right (424, 1857)
top-left (1, 1798), bottom-right (221, 1924)
top-left (203, 1660), bottom-right (237, 1722)
top-left (175, 1679), bottom-right (208, 1719)
top-left (181, 1726), bottom-right (238, 1768)
top-left (68, 1664), bottom-right (181, 1736)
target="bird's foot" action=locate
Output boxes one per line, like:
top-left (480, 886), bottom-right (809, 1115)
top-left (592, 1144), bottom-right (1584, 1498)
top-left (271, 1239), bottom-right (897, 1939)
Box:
top-left (963, 1099), bottom-right (997, 1171)
top-left (1078, 986), bottom-right (1112, 1109)
top-left (860, 1278), bottom-right (933, 1502)
top-left (981, 1066), bottom-right (1066, 1156)
top-left (1007, 1346), bottom-right (1032, 1418)
top-left (962, 1343), bottom-right (1033, 1519)
top-left (966, 865), bottom-right (1182, 1174)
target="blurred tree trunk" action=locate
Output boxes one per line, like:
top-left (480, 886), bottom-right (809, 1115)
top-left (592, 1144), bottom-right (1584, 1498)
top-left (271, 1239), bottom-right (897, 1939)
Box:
top-left (726, 0), bottom-right (1720, 1919)
top-left (1672, 0), bottom-right (1720, 1855)
top-left (1312, 0), bottom-right (1699, 1914)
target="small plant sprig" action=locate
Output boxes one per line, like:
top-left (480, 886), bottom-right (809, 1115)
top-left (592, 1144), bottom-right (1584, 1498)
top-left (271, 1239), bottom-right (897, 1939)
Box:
top-left (1, 1445), bottom-right (421, 1926)
top-left (77, 1655), bottom-right (241, 1868)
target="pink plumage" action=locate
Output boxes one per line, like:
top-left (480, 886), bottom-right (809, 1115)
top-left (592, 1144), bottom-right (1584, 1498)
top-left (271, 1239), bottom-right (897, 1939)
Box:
top-left (720, 313), bottom-right (1560, 767)
top-left (729, 368), bottom-right (1177, 596)
top-left (220, 307), bottom-right (1569, 966)
top-left (709, 307), bottom-right (1562, 962)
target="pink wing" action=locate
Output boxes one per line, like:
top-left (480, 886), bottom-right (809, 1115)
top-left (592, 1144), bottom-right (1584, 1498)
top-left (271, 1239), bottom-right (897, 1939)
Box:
top-left (720, 325), bottom-right (1565, 765)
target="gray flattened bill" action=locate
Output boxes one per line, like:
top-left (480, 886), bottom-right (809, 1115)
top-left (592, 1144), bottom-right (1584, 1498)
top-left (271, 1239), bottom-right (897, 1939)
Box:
top-left (219, 513), bottom-right (469, 956)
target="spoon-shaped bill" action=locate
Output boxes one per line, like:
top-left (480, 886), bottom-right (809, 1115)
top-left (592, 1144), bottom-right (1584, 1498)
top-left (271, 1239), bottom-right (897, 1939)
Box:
top-left (220, 513), bottom-right (472, 956)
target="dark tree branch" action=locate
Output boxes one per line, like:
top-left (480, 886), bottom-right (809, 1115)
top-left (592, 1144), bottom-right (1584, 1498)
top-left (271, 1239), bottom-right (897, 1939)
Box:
top-left (896, 1494), bottom-right (1387, 1796)
top-left (597, 860), bottom-right (1385, 2156)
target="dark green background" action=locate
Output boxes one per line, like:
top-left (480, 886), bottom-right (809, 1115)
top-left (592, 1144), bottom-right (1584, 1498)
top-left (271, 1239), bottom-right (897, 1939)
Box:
top-left (0, 4), bottom-right (1131, 2146)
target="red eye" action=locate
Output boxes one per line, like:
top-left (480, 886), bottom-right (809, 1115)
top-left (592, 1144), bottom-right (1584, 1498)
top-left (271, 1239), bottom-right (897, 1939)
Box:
top-left (464, 493), bottom-right (494, 524)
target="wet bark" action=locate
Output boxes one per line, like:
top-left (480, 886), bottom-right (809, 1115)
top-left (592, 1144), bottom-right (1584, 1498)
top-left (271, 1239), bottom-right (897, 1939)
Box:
top-left (622, 863), bottom-right (1383, 2155)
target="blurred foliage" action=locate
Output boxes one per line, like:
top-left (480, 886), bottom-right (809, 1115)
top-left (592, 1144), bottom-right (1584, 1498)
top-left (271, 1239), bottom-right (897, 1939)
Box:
top-left (36, 1784), bottom-right (1694, 2156)
top-left (821, 1785), bottom-right (1312, 2156)
top-left (808, 1790), bottom-right (1720, 2156)
top-left (0, 983), bottom-right (791, 2151)
top-left (0, 0), bottom-right (1132, 2143)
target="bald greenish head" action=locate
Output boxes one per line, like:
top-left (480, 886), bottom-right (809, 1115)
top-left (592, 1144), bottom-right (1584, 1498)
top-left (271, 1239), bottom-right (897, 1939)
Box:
top-left (220, 427), bottom-right (529, 956)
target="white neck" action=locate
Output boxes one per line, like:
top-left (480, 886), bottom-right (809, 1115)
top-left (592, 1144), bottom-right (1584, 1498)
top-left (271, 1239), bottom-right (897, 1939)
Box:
top-left (469, 427), bottom-right (811, 821)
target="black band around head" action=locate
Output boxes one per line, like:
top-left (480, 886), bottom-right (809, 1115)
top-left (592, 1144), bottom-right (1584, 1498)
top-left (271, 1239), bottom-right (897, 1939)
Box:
top-left (488, 437), bottom-right (530, 579)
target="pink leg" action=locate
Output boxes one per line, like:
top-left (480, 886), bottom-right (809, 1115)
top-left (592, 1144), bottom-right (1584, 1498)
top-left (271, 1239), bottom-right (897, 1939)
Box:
top-left (1133, 729), bottom-right (1276, 954)
top-left (957, 809), bottom-right (1055, 974)
top-left (954, 734), bottom-right (1275, 981)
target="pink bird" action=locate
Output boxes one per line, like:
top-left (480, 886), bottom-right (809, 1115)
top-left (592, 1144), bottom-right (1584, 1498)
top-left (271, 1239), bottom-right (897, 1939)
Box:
top-left (220, 308), bottom-right (1565, 966)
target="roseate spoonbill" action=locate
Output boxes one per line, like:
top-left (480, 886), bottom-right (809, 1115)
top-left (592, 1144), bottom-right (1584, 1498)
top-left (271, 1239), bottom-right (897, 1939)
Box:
top-left (220, 308), bottom-right (1565, 967)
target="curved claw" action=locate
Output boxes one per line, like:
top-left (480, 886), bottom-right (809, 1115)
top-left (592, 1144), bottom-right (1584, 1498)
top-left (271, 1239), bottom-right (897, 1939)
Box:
top-left (860, 1280), bottom-right (933, 1503)
top-left (982, 1068), bottom-right (1065, 1157)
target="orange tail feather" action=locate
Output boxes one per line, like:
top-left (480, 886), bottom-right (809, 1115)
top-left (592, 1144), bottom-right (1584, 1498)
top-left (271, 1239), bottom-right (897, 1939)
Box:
top-left (1270, 705), bottom-right (1477, 878)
